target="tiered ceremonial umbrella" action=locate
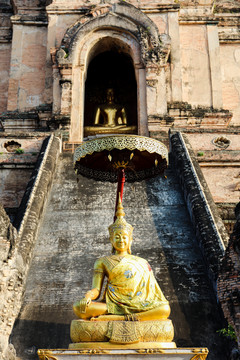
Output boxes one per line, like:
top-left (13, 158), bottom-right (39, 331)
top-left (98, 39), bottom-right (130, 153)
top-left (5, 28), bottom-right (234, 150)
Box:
top-left (74, 135), bottom-right (168, 219)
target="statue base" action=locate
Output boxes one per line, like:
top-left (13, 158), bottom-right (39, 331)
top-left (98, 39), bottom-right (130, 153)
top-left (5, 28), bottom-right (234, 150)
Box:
top-left (84, 125), bottom-right (137, 136)
top-left (38, 348), bottom-right (209, 360)
top-left (70, 320), bottom-right (174, 345)
top-left (34, 321), bottom-right (208, 360)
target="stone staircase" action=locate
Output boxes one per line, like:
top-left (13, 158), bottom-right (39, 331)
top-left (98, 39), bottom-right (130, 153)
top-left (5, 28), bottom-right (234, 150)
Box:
top-left (10, 153), bottom-right (229, 359)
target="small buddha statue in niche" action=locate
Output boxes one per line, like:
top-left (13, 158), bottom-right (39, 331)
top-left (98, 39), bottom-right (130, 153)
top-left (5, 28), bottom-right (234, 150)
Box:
top-left (84, 88), bottom-right (137, 136)
top-left (94, 88), bottom-right (127, 128)
top-left (73, 198), bottom-right (171, 322)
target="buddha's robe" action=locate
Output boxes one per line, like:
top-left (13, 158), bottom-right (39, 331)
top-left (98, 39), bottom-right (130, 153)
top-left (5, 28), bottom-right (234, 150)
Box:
top-left (95, 254), bottom-right (168, 315)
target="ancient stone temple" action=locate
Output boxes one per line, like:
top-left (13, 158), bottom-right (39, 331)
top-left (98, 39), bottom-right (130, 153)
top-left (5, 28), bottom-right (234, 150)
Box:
top-left (0, 0), bottom-right (240, 359)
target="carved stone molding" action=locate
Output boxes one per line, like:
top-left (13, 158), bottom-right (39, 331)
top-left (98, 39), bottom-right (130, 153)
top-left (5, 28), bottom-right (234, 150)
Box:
top-left (212, 136), bottom-right (230, 149)
top-left (56, 2), bottom-right (171, 71)
top-left (146, 80), bottom-right (158, 87)
top-left (60, 80), bottom-right (72, 90)
top-left (138, 27), bottom-right (170, 68)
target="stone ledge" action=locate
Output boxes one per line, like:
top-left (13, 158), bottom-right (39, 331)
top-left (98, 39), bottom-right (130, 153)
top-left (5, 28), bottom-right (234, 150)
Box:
top-left (1, 108), bottom-right (53, 132)
top-left (148, 103), bottom-right (233, 132)
top-left (46, 3), bottom-right (180, 15)
top-left (10, 14), bottom-right (48, 26)
top-left (148, 113), bottom-right (232, 131)
top-left (179, 17), bottom-right (218, 24)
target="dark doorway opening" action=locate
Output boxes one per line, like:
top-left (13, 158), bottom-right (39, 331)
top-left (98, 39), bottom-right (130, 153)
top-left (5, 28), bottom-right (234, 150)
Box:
top-left (84, 50), bottom-right (137, 134)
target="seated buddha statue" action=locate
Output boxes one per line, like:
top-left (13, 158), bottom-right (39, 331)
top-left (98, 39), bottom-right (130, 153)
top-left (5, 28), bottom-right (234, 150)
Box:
top-left (94, 88), bottom-right (127, 128)
top-left (84, 88), bottom-right (137, 136)
top-left (73, 198), bottom-right (171, 322)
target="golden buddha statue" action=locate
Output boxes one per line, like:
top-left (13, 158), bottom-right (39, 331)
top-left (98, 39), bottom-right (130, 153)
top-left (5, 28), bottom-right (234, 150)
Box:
top-left (94, 88), bottom-right (127, 128)
top-left (84, 88), bottom-right (137, 136)
top-left (73, 198), bottom-right (170, 322)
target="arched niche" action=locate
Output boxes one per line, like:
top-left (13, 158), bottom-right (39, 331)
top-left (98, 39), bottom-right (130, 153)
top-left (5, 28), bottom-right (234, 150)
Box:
top-left (56, 3), bottom-right (171, 142)
top-left (84, 38), bottom-right (138, 137)
top-left (68, 30), bottom-right (147, 142)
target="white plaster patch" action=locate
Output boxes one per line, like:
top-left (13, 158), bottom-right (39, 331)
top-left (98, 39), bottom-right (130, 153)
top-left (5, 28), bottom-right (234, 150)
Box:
top-left (27, 95), bottom-right (40, 107)
top-left (0, 71), bottom-right (10, 83)
top-left (147, 86), bottom-right (157, 115)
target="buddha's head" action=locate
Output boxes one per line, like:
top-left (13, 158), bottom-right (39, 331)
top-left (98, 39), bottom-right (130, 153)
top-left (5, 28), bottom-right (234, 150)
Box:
top-left (106, 88), bottom-right (114, 104)
top-left (108, 196), bottom-right (133, 254)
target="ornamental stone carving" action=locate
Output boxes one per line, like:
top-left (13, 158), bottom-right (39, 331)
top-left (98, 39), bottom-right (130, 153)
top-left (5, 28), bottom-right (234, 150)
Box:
top-left (138, 27), bottom-right (171, 68)
top-left (56, 2), bottom-right (171, 70)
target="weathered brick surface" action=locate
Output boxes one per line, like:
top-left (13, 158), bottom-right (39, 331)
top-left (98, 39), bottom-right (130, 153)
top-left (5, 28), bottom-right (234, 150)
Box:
top-left (0, 203), bottom-right (17, 261)
top-left (10, 152), bottom-right (229, 359)
top-left (184, 129), bottom-right (240, 206)
top-left (186, 133), bottom-right (240, 151)
top-left (218, 203), bottom-right (240, 348)
top-left (179, 24), bottom-right (211, 107)
top-left (201, 167), bottom-right (240, 203)
top-left (0, 136), bottom-right (60, 360)
top-left (148, 13), bottom-right (168, 34)
top-left (220, 44), bottom-right (240, 126)
top-left (0, 107), bottom-right (53, 130)
top-left (11, 0), bottom-right (50, 14)
top-left (7, 79), bottom-right (19, 112)
top-left (0, 137), bottom-right (44, 156)
top-left (0, 45), bottom-right (11, 113)
top-left (0, 169), bottom-right (33, 208)
top-left (0, 137), bottom-right (45, 209)
top-left (1, 0), bottom-right (240, 131)
top-left (215, 0), bottom-right (240, 13)
top-left (7, 26), bottom-right (48, 111)
top-left (0, 1), bottom-right (13, 45)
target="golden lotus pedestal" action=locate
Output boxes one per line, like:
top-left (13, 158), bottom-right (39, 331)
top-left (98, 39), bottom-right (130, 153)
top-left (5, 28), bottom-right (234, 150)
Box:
top-left (69, 319), bottom-right (175, 348)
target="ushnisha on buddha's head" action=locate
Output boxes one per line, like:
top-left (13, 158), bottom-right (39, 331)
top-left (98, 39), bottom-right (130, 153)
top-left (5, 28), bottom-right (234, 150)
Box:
top-left (108, 197), bottom-right (133, 255)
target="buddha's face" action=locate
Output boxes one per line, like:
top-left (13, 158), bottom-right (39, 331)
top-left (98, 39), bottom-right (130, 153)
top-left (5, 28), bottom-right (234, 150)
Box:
top-left (111, 230), bottom-right (131, 253)
top-left (106, 89), bottom-right (114, 103)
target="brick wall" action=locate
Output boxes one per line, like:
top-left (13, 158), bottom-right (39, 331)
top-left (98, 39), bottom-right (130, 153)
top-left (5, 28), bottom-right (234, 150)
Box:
top-left (218, 202), bottom-right (240, 348)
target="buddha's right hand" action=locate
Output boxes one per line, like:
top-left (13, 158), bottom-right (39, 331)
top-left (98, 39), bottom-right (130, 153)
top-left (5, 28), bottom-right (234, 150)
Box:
top-left (79, 297), bottom-right (91, 314)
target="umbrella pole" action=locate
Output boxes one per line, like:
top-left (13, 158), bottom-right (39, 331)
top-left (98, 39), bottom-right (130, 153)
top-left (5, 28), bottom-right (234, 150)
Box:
top-left (114, 168), bottom-right (125, 221)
